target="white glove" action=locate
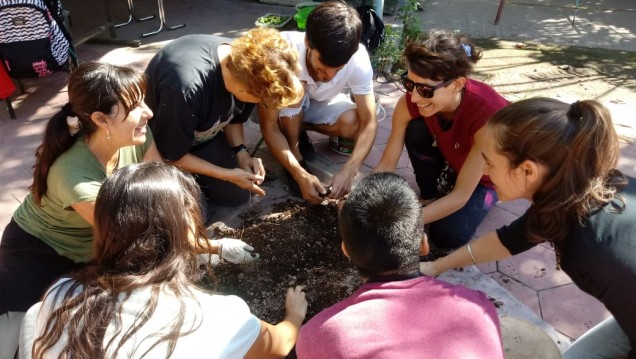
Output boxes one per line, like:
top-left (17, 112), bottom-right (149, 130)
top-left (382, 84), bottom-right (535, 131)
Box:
top-left (198, 253), bottom-right (221, 267)
top-left (218, 238), bottom-right (259, 264)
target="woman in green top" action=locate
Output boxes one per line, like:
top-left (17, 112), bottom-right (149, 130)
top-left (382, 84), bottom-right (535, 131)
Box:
top-left (0, 61), bottom-right (158, 357)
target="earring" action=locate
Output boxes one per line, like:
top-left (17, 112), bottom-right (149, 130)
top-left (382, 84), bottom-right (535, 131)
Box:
top-left (106, 125), bottom-right (112, 140)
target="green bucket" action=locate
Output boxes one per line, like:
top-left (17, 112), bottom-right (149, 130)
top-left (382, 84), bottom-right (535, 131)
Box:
top-left (294, 2), bottom-right (320, 30)
top-left (329, 136), bottom-right (355, 156)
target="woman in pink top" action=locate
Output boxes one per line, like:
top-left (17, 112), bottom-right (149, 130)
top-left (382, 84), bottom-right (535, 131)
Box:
top-left (374, 30), bottom-right (509, 249)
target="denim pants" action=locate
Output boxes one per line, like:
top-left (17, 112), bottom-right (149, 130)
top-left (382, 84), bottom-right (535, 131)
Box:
top-left (404, 119), bottom-right (497, 249)
top-left (562, 316), bottom-right (631, 359)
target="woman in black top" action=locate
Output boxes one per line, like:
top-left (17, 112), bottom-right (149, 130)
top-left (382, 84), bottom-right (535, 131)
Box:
top-left (421, 97), bottom-right (635, 359)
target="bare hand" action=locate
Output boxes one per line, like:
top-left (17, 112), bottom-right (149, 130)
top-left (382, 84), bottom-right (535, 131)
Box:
top-left (297, 172), bottom-right (327, 204)
top-left (228, 168), bottom-right (266, 196)
top-left (237, 152), bottom-right (266, 185)
top-left (326, 168), bottom-right (355, 199)
top-left (285, 286), bottom-right (308, 323)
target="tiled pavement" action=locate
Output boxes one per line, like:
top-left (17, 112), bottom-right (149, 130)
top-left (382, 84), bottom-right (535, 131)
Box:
top-left (1, 0), bottom-right (635, 353)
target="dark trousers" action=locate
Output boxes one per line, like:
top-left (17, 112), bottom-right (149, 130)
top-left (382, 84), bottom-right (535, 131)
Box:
top-left (190, 135), bottom-right (250, 222)
top-left (404, 119), bottom-right (498, 248)
top-left (0, 220), bottom-right (80, 314)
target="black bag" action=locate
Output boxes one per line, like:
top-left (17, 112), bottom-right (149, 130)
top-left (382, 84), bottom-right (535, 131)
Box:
top-left (357, 5), bottom-right (385, 54)
top-left (0, 0), bottom-right (74, 79)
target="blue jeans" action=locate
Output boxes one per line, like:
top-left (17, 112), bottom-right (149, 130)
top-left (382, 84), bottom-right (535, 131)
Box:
top-left (562, 316), bottom-right (631, 359)
top-left (404, 119), bottom-right (498, 249)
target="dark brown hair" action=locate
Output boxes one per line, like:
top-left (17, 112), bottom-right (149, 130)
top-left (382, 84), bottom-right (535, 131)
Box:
top-left (404, 29), bottom-right (482, 81)
top-left (34, 162), bottom-right (212, 358)
top-left (488, 97), bottom-right (625, 245)
top-left (31, 61), bottom-right (146, 205)
top-left (339, 172), bottom-right (424, 277)
top-left (306, 0), bottom-right (362, 67)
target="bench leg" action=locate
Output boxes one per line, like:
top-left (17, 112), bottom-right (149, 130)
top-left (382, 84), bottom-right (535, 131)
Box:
top-left (494, 0), bottom-right (505, 25)
top-left (4, 97), bottom-right (16, 119)
top-left (141, 0), bottom-right (185, 38)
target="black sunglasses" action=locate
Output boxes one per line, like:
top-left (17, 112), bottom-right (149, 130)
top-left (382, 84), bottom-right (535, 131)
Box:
top-left (400, 73), bottom-right (454, 98)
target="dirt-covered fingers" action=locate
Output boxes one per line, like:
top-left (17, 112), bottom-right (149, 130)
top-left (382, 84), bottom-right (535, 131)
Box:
top-left (285, 286), bottom-right (308, 320)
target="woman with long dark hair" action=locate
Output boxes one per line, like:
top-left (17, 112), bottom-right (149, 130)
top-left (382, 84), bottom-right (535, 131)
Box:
top-left (421, 98), bottom-right (635, 358)
top-left (0, 61), bottom-right (158, 357)
top-left (33, 162), bottom-right (307, 358)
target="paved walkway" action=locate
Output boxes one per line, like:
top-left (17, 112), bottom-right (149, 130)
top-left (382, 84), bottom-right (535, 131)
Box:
top-left (1, 0), bottom-right (635, 354)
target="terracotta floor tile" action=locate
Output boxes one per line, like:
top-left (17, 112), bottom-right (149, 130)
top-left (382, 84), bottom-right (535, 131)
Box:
top-left (374, 127), bottom-right (391, 146)
top-left (474, 205), bottom-right (520, 238)
top-left (495, 198), bottom-right (531, 217)
top-left (498, 245), bottom-right (573, 291)
top-left (476, 260), bottom-right (497, 274)
top-left (488, 272), bottom-right (542, 317)
top-left (539, 284), bottom-right (611, 340)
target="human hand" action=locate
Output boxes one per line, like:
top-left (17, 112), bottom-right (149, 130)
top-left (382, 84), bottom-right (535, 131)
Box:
top-left (197, 253), bottom-right (221, 267)
top-left (285, 286), bottom-right (308, 324)
top-left (228, 168), bottom-right (266, 196)
top-left (219, 237), bottom-right (260, 264)
top-left (237, 152), bottom-right (266, 185)
top-left (326, 167), bottom-right (355, 199)
top-left (297, 172), bottom-right (327, 204)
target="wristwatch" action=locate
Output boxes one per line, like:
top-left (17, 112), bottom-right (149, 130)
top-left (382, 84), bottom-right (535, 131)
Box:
top-left (231, 144), bottom-right (248, 155)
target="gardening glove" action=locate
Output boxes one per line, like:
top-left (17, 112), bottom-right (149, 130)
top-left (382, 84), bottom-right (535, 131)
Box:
top-left (219, 238), bottom-right (260, 264)
top-left (197, 253), bottom-right (221, 267)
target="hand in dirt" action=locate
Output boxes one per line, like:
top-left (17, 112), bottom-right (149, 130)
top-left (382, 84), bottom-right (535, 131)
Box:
top-left (298, 173), bottom-right (327, 204)
top-left (285, 286), bottom-right (308, 324)
top-left (219, 238), bottom-right (260, 264)
top-left (237, 153), bottom-right (266, 185)
top-left (326, 167), bottom-right (355, 199)
top-left (228, 168), bottom-right (266, 196)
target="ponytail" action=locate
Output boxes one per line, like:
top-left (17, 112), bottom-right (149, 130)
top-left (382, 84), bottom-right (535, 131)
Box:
top-left (489, 97), bottom-right (622, 246)
top-left (30, 104), bottom-right (79, 205)
top-left (28, 61), bottom-right (147, 205)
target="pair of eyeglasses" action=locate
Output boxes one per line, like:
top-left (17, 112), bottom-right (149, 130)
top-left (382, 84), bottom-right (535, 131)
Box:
top-left (400, 73), bottom-right (454, 98)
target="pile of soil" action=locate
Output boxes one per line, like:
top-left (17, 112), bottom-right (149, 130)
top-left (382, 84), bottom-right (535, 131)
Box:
top-left (207, 199), bottom-right (362, 357)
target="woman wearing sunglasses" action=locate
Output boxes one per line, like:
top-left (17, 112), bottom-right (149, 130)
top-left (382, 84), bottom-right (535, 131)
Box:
top-left (374, 30), bottom-right (509, 250)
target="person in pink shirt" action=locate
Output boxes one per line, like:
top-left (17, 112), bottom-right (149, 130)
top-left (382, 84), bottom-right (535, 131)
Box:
top-left (295, 172), bottom-right (504, 359)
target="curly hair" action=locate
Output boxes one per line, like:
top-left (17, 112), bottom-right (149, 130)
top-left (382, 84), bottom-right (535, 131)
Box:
top-left (488, 97), bottom-right (625, 245)
top-left (227, 27), bottom-right (302, 109)
top-left (404, 29), bottom-right (482, 81)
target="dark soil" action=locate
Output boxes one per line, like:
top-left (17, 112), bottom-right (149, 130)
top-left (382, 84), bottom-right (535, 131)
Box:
top-left (206, 199), bottom-right (362, 358)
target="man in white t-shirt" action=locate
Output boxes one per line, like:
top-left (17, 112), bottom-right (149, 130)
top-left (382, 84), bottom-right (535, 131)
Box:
top-left (258, 1), bottom-right (377, 203)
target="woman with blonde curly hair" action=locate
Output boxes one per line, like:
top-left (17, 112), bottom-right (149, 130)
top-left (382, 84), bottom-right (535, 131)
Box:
top-left (145, 28), bottom-right (303, 222)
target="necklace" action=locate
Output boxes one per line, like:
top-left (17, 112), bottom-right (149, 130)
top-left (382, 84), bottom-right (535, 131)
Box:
top-left (88, 138), bottom-right (117, 175)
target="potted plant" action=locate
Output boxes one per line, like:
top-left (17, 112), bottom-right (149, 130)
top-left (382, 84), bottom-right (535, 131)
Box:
top-left (371, 25), bottom-right (402, 76)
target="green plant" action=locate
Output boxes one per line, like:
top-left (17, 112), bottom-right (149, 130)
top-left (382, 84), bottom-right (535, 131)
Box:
top-left (371, 0), bottom-right (422, 76)
top-left (396, 0), bottom-right (422, 44)
top-left (371, 25), bottom-right (402, 75)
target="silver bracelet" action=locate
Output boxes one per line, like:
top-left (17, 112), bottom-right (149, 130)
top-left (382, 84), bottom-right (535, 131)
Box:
top-left (466, 243), bottom-right (477, 265)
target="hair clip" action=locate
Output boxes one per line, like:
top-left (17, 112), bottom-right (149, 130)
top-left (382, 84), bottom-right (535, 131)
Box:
top-left (67, 116), bottom-right (80, 136)
top-left (461, 43), bottom-right (472, 57)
